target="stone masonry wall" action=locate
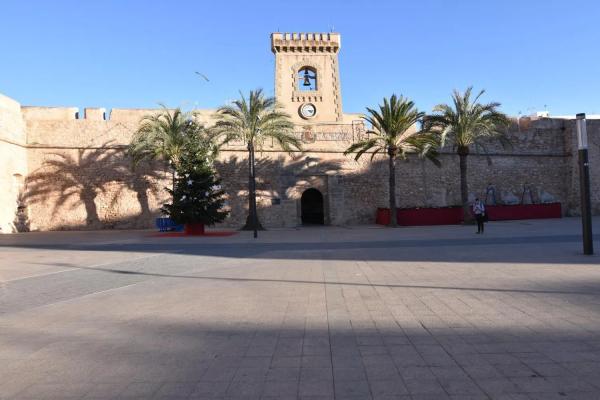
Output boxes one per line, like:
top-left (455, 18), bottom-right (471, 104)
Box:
top-left (564, 119), bottom-right (600, 215)
top-left (23, 107), bottom-right (171, 231)
top-left (1, 94), bottom-right (598, 232)
top-left (0, 94), bottom-right (28, 233)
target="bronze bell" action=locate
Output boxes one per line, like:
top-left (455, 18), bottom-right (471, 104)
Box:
top-left (302, 70), bottom-right (311, 86)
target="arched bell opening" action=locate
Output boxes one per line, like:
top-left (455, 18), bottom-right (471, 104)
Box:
top-left (297, 66), bottom-right (317, 91)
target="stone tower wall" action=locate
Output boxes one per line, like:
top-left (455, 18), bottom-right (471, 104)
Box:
top-left (272, 33), bottom-right (345, 124)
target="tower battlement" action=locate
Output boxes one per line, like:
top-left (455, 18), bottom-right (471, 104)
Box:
top-left (271, 32), bottom-right (340, 53)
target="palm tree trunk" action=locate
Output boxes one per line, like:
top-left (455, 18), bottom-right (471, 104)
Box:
top-left (172, 170), bottom-right (176, 194)
top-left (458, 146), bottom-right (472, 223)
top-left (134, 178), bottom-right (151, 218)
top-left (82, 186), bottom-right (100, 227)
top-left (388, 149), bottom-right (398, 227)
top-left (165, 161), bottom-right (175, 202)
top-left (242, 144), bottom-right (264, 231)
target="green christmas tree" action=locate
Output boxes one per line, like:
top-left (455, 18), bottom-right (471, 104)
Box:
top-left (161, 144), bottom-right (229, 226)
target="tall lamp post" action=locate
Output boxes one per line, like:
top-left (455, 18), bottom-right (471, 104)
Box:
top-left (576, 113), bottom-right (594, 255)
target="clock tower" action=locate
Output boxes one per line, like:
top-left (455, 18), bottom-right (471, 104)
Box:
top-left (271, 33), bottom-right (343, 124)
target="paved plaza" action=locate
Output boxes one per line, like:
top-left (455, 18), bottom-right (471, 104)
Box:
top-left (1, 218), bottom-right (600, 400)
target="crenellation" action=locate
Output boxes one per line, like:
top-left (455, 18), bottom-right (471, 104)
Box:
top-left (108, 108), bottom-right (164, 122)
top-left (21, 106), bottom-right (79, 121)
top-left (84, 108), bottom-right (106, 121)
top-left (271, 32), bottom-right (340, 53)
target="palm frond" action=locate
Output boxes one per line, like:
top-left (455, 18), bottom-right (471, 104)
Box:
top-left (345, 94), bottom-right (440, 165)
top-left (212, 89), bottom-right (302, 155)
top-left (128, 105), bottom-right (216, 169)
top-left (429, 87), bottom-right (510, 151)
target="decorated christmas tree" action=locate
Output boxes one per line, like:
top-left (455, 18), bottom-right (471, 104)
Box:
top-left (161, 143), bottom-right (229, 229)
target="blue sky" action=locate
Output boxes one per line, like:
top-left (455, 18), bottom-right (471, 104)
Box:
top-left (1, 0), bottom-right (599, 116)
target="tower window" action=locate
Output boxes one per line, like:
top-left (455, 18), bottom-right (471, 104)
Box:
top-left (298, 67), bottom-right (317, 91)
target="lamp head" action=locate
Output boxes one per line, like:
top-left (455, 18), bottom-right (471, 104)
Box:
top-left (576, 113), bottom-right (588, 150)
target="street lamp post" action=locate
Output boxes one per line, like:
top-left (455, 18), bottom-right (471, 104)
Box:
top-left (576, 113), bottom-right (593, 255)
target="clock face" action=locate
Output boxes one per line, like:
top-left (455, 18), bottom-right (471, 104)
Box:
top-left (299, 103), bottom-right (317, 119)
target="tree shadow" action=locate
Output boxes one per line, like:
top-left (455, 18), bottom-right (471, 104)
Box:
top-left (1, 224), bottom-right (598, 265)
top-left (11, 190), bottom-right (30, 233)
top-left (24, 142), bottom-right (166, 229)
top-left (27, 261), bottom-right (600, 297)
top-left (215, 153), bottom-right (362, 226)
top-left (125, 159), bottom-right (167, 222)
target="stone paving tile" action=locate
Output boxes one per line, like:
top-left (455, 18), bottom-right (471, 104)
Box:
top-left (271, 356), bottom-right (302, 368)
top-left (152, 382), bottom-right (197, 398)
top-left (368, 379), bottom-right (409, 397)
top-left (233, 367), bottom-right (270, 382)
top-left (403, 377), bottom-right (447, 395)
top-left (301, 355), bottom-right (332, 368)
top-left (116, 381), bottom-right (163, 398)
top-left (410, 394), bottom-right (451, 400)
top-left (226, 380), bottom-right (264, 397)
top-left (188, 380), bottom-right (230, 398)
top-left (298, 380), bottom-right (334, 397)
top-left (262, 379), bottom-right (298, 397)
top-left (300, 367), bottom-right (332, 382)
top-left (266, 367), bottom-right (300, 381)
top-left (201, 367), bottom-right (238, 382)
top-left (333, 379), bottom-right (371, 397)
top-left (333, 367), bottom-right (368, 381)
top-left (12, 383), bottom-right (95, 399)
top-left (365, 365), bottom-right (402, 381)
top-left (438, 377), bottom-right (486, 396)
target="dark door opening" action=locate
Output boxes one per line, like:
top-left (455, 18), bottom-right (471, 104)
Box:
top-left (301, 188), bottom-right (324, 225)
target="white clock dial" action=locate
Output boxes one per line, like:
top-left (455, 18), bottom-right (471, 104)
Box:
top-left (300, 103), bottom-right (317, 119)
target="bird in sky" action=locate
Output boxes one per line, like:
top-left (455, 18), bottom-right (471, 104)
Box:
top-left (195, 71), bottom-right (210, 82)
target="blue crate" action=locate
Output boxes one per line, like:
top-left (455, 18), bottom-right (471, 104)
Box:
top-left (155, 217), bottom-right (184, 232)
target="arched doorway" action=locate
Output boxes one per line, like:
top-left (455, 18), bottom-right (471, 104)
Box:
top-left (301, 188), bottom-right (324, 225)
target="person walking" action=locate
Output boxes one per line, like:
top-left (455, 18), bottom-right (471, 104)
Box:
top-left (472, 197), bottom-right (486, 234)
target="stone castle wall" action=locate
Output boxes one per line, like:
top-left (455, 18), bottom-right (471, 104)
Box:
top-left (0, 94), bottom-right (28, 233)
top-left (21, 106), bottom-right (171, 231)
top-left (1, 93), bottom-right (597, 233)
top-left (564, 119), bottom-right (600, 215)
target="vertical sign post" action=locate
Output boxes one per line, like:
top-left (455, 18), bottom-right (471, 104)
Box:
top-left (575, 113), bottom-right (593, 255)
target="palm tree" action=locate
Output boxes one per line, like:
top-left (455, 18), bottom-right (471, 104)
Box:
top-left (128, 106), bottom-right (197, 168)
top-left (426, 87), bottom-right (511, 222)
top-left (344, 95), bottom-right (440, 227)
top-left (212, 89), bottom-right (301, 230)
top-left (128, 106), bottom-right (214, 193)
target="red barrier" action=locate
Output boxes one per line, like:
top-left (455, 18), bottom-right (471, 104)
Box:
top-left (376, 203), bottom-right (562, 226)
top-left (375, 208), bottom-right (391, 225)
top-left (486, 203), bottom-right (561, 221)
top-left (376, 207), bottom-right (462, 226)
top-left (398, 207), bottom-right (463, 226)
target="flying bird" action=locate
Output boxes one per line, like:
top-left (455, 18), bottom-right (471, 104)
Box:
top-left (195, 71), bottom-right (210, 82)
